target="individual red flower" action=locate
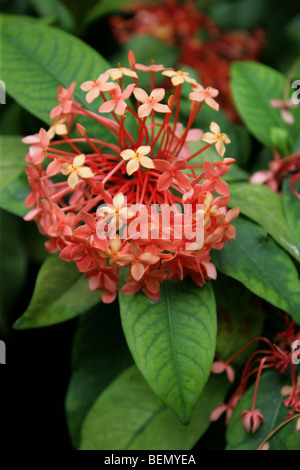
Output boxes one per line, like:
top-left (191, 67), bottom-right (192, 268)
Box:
top-left (241, 409), bottom-right (265, 433)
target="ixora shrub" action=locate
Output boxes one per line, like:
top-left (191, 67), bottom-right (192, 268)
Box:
top-left (1, 17), bottom-right (300, 450)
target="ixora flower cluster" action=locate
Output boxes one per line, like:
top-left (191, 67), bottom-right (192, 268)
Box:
top-left (22, 51), bottom-right (239, 303)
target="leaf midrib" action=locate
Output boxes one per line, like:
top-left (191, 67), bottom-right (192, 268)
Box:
top-left (163, 282), bottom-right (187, 422)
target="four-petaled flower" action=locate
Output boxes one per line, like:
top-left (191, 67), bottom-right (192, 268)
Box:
top-left (194, 192), bottom-right (221, 229)
top-left (162, 69), bottom-right (197, 86)
top-left (121, 145), bottom-right (155, 175)
top-left (47, 118), bottom-right (68, 140)
top-left (107, 66), bottom-right (138, 81)
top-left (201, 121), bottom-right (231, 157)
top-left (50, 82), bottom-right (76, 120)
top-left (189, 84), bottom-right (219, 111)
top-left (211, 359), bottom-right (235, 383)
top-left (80, 73), bottom-right (116, 103)
top-left (97, 193), bottom-right (134, 230)
top-left (133, 88), bottom-right (171, 117)
top-left (115, 243), bottom-right (160, 281)
top-left (61, 154), bottom-right (94, 189)
top-left (99, 84), bottom-right (135, 115)
top-left (22, 128), bottom-right (49, 165)
top-left (154, 159), bottom-right (190, 191)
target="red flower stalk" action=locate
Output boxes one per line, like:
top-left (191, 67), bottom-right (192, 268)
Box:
top-left (210, 316), bottom-right (300, 433)
top-left (23, 50), bottom-right (238, 303)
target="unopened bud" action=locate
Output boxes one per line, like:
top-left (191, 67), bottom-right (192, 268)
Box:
top-left (223, 158), bottom-right (236, 165)
top-left (76, 123), bottom-right (87, 136)
top-left (168, 94), bottom-right (175, 109)
top-left (128, 50), bottom-right (136, 69)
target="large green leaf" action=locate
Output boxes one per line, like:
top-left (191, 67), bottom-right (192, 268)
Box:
top-left (0, 135), bottom-right (28, 217)
top-left (14, 255), bottom-right (100, 329)
top-left (0, 136), bottom-right (26, 190)
top-left (231, 62), bottom-right (299, 147)
top-left (0, 171), bottom-right (28, 217)
top-left (226, 370), bottom-right (300, 450)
top-left (214, 275), bottom-right (264, 366)
top-left (66, 304), bottom-right (132, 449)
top-left (79, 365), bottom-right (229, 450)
top-left (118, 279), bottom-right (217, 424)
top-left (228, 182), bottom-right (300, 261)
top-left (282, 178), bottom-right (300, 254)
top-left (212, 217), bottom-right (300, 323)
top-left (0, 16), bottom-right (109, 123)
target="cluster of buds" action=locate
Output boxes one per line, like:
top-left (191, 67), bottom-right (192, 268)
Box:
top-left (210, 315), bottom-right (300, 440)
top-left (23, 50), bottom-right (239, 304)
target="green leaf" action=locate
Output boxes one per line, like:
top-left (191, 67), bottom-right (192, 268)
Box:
top-left (209, 0), bottom-right (267, 30)
top-left (0, 16), bottom-right (109, 123)
top-left (226, 370), bottom-right (300, 450)
top-left (66, 304), bottom-right (132, 449)
top-left (118, 279), bottom-right (217, 424)
top-left (0, 171), bottom-right (28, 217)
top-left (282, 178), bottom-right (300, 254)
top-left (212, 217), bottom-right (300, 323)
top-left (29, 0), bottom-right (76, 31)
top-left (84, 0), bottom-right (129, 26)
top-left (0, 136), bottom-right (26, 190)
top-left (14, 255), bottom-right (100, 329)
top-left (79, 365), bottom-right (230, 450)
top-left (214, 275), bottom-right (264, 366)
top-left (231, 62), bottom-right (298, 147)
top-left (228, 182), bottom-right (300, 261)
top-left (270, 126), bottom-right (293, 157)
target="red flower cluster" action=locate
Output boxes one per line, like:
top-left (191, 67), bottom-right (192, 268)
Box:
top-left (211, 315), bottom-right (300, 438)
top-left (110, 0), bottom-right (265, 122)
top-left (23, 51), bottom-right (239, 304)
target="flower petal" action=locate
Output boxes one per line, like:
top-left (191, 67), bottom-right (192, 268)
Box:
top-left (127, 158), bottom-right (140, 175)
top-left (121, 149), bottom-right (136, 160)
top-left (133, 87), bottom-right (149, 103)
top-left (73, 154), bottom-right (85, 167)
top-left (77, 166), bottom-right (94, 178)
top-left (137, 145), bottom-right (151, 156)
top-left (140, 156), bottom-right (155, 169)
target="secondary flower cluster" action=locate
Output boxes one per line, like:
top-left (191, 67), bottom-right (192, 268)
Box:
top-left (110, 0), bottom-right (265, 121)
top-left (210, 315), bottom-right (300, 444)
top-left (23, 51), bottom-right (239, 303)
